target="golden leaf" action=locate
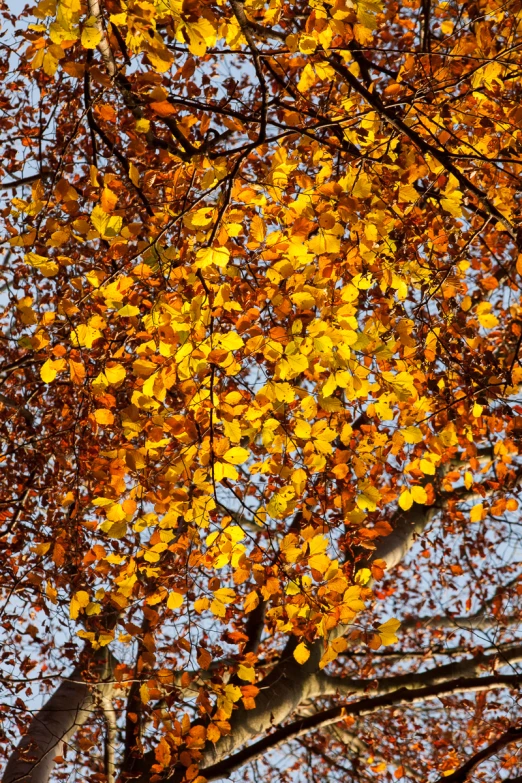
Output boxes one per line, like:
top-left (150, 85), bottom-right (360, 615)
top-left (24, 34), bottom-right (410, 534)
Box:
top-left (293, 642), bottom-right (310, 664)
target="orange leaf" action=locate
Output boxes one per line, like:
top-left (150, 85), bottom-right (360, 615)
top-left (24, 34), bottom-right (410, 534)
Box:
top-left (150, 100), bottom-right (175, 116)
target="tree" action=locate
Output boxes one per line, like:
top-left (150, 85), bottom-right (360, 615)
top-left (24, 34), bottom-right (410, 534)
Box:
top-left (1, 0), bottom-right (522, 780)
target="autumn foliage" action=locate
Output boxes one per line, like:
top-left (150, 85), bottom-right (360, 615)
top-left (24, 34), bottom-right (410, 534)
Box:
top-left (2, 0), bottom-right (522, 781)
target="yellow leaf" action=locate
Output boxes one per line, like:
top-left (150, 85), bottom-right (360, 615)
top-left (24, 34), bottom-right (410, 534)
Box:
top-left (470, 503), bottom-right (483, 522)
top-left (419, 459), bottom-right (436, 475)
top-left (308, 553), bottom-right (331, 574)
top-left (472, 402), bottom-right (483, 417)
top-left (70, 590), bottom-right (89, 619)
top-left (135, 118), bottom-right (150, 134)
top-left (294, 420), bottom-right (312, 439)
top-left (210, 599), bottom-right (226, 617)
top-left (319, 644), bottom-right (339, 669)
top-left (308, 535), bottom-right (328, 556)
top-left (105, 364), bottom-right (126, 384)
top-left (218, 331), bottom-right (244, 351)
top-left (297, 63), bottom-right (316, 92)
top-left (354, 568), bottom-right (371, 585)
top-left (410, 485), bottom-right (427, 504)
top-left (117, 305), bottom-right (140, 317)
top-left (214, 587), bottom-right (236, 604)
top-left (378, 617), bottom-right (401, 646)
top-left (223, 447), bottom-right (249, 465)
top-left (91, 204), bottom-right (122, 237)
top-left (250, 214), bottom-right (265, 243)
top-left (195, 246), bottom-right (230, 269)
top-left (167, 591), bottom-right (184, 610)
top-left (399, 490), bottom-right (413, 511)
top-left (223, 419), bottom-right (241, 443)
top-left (357, 481), bottom-right (381, 512)
top-left (378, 617), bottom-right (401, 633)
top-left (402, 426), bottom-right (423, 444)
top-left (194, 597), bottom-right (210, 613)
top-left (106, 504), bottom-right (126, 521)
top-left (94, 408), bottom-right (114, 425)
top-left (70, 324), bottom-right (102, 348)
top-left (129, 162), bottom-right (140, 187)
top-left (291, 292), bottom-right (315, 310)
top-left (244, 590), bottom-right (259, 613)
top-left (25, 252), bottom-right (59, 277)
top-left (81, 19), bottom-right (102, 49)
top-left (184, 207), bottom-right (214, 229)
top-left (478, 313), bottom-right (499, 329)
top-left (140, 683), bottom-right (150, 704)
top-left (299, 35), bottom-right (317, 54)
top-left (237, 664), bottom-right (255, 682)
top-left (293, 642), bottom-right (310, 664)
top-left (40, 358), bottom-right (65, 384)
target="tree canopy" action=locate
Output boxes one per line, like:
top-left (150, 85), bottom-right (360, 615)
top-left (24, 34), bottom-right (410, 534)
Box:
top-left (1, 0), bottom-right (522, 781)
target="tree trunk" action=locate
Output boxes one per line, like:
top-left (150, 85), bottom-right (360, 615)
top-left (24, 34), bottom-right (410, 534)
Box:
top-left (3, 654), bottom-right (115, 783)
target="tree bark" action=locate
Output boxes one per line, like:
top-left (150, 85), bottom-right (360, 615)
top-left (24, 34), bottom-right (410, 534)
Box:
top-left (2, 652), bottom-right (115, 783)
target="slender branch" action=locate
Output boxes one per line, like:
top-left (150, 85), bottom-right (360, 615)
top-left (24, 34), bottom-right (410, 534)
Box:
top-left (0, 469), bottom-right (37, 538)
top-left (83, 50), bottom-right (98, 168)
top-left (87, 115), bottom-right (154, 216)
top-left (327, 55), bottom-right (520, 245)
top-left (313, 643), bottom-right (522, 699)
top-left (434, 725), bottom-right (522, 783)
top-left (0, 170), bottom-right (52, 189)
top-left (401, 575), bottom-right (522, 632)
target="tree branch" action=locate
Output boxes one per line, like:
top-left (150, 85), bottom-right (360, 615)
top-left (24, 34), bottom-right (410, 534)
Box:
top-left (327, 55), bottom-right (520, 245)
top-left (200, 674), bottom-right (522, 781)
top-left (434, 725), bottom-right (522, 783)
top-left (101, 696), bottom-right (117, 783)
top-left (313, 643), bottom-right (522, 699)
top-left (401, 575), bottom-right (521, 632)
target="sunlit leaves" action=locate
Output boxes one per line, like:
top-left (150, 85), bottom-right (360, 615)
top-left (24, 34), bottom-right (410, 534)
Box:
top-left (40, 358), bottom-right (66, 383)
top-left (81, 16), bottom-right (102, 49)
top-left (5, 0), bottom-right (522, 778)
top-left (377, 618), bottom-right (401, 646)
top-left (167, 590), bottom-right (184, 610)
top-left (470, 504), bottom-right (484, 523)
top-left (293, 642), bottom-right (310, 664)
top-left (195, 246), bottom-right (230, 269)
top-left (399, 486), bottom-right (427, 510)
top-left (70, 590), bottom-right (90, 619)
top-left (25, 252), bottom-right (59, 277)
top-left (91, 204), bottom-right (123, 238)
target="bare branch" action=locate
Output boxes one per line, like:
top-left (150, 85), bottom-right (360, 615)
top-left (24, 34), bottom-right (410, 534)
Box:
top-left (313, 643), bottom-right (522, 699)
top-left (401, 575), bottom-right (521, 632)
top-left (434, 725), bottom-right (522, 783)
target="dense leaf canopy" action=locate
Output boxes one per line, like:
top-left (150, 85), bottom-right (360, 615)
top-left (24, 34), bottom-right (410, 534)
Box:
top-left (2, 0), bottom-right (522, 781)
